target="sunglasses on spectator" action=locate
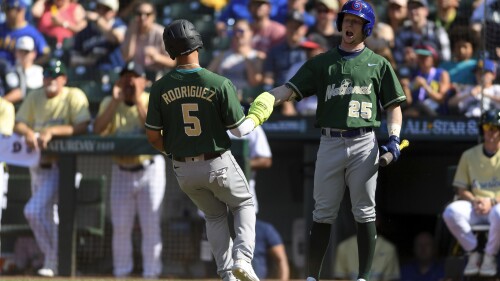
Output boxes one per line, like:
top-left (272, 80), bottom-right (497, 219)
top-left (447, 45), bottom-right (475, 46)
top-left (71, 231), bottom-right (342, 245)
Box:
top-left (483, 124), bottom-right (500, 132)
top-left (136, 11), bottom-right (154, 17)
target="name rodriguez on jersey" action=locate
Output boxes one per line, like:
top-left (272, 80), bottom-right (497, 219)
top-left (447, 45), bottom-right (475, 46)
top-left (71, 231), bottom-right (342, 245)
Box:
top-left (325, 79), bottom-right (373, 101)
top-left (161, 86), bottom-right (216, 104)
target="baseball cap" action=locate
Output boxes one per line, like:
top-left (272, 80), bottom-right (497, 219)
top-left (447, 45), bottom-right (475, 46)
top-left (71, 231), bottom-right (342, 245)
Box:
top-left (15, 36), bottom-right (35, 51)
top-left (300, 33), bottom-right (329, 50)
top-left (316, 0), bottom-right (339, 11)
top-left (5, 0), bottom-right (28, 9)
top-left (388, 0), bottom-right (408, 7)
top-left (43, 59), bottom-right (67, 78)
top-left (414, 41), bottom-right (438, 60)
top-left (408, 0), bottom-right (428, 7)
top-left (476, 59), bottom-right (497, 74)
top-left (96, 0), bottom-right (119, 12)
top-left (287, 10), bottom-right (306, 24)
top-left (120, 61), bottom-right (145, 77)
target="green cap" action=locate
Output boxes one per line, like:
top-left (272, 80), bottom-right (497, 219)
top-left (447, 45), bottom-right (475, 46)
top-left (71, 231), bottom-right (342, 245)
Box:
top-left (43, 59), bottom-right (67, 78)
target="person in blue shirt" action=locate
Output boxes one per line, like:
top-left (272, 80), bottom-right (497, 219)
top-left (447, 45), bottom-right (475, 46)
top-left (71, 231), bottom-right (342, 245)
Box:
top-left (400, 231), bottom-right (445, 281)
top-left (253, 219), bottom-right (289, 280)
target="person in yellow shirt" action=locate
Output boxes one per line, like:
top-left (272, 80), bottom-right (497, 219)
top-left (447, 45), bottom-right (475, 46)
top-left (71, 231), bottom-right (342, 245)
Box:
top-left (443, 109), bottom-right (500, 277)
top-left (13, 59), bottom-right (91, 277)
top-left (93, 61), bottom-right (166, 278)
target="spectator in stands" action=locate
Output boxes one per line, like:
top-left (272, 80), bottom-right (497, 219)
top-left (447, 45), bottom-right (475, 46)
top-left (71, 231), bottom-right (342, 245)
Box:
top-left (70, 0), bottom-right (126, 71)
top-left (285, 33), bottom-right (329, 116)
top-left (307, 0), bottom-right (341, 49)
top-left (333, 232), bottom-right (400, 281)
top-left (448, 59), bottom-right (500, 118)
top-left (402, 41), bottom-right (451, 117)
top-left (120, 0), bottom-right (174, 82)
top-left (263, 10), bottom-right (308, 116)
top-left (14, 36), bottom-right (44, 98)
top-left (439, 25), bottom-right (478, 87)
top-left (433, 0), bottom-right (469, 32)
top-left (208, 19), bottom-right (265, 104)
top-left (254, 219), bottom-right (289, 280)
top-left (393, 0), bottom-right (451, 67)
top-left (93, 61), bottom-right (166, 279)
top-left (0, 58), bottom-right (22, 103)
top-left (215, 0), bottom-right (288, 37)
top-left (400, 231), bottom-right (445, 281)
top-left (364, 0), bottom-right (395, 50)
top-left (32, 0), bottom-right (87, 46)
top-left (249, 0), bottom-right (286, 53)
top-left (287, 0), bottom-right (315, 27)
top-left (0, 0), bottom-right (50, 66)
top-left (442, 108), bottom-right (500, 278)
top-left (14, 59), bottom-right (91, 277)
top-left (470, 0), bottom-right (500, 60)
top-left (386, 0), bottom-right (409, 35)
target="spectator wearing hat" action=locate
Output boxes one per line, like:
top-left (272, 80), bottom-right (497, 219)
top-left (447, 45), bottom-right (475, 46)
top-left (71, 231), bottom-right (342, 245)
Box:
top-left (448, 59), bottom-right (500, 118)
top-left (402, 41), bottom-right (452, 117)
top-left (386, 0), bottom-right (409, 35)
top-left (14, 58), bottom-right (91, 277)
top-left (0, 0), bottom-right (50, 66)
top-left (285, 33), bottom-right (329, 116)
top-left (93, 61), bottom-right (166, 278)
top-left (71, 0), bottom-right (126, 71)
top-left (307, 0), bottom-right (341, 49)
top-left (249, 0), bottom-right (287, 53)
top-left (32, 0), bottom-right (87, 46)
top-left (208, 19), bottom-right (265, 105)
top-left (393, 0), bottom-right (451, 67)
top-left (14, 36), bottom-right (44, 99)
top-left (121, 0), bottom-right (174, 82)
top-left (263, 9), bottom-right (308, 116)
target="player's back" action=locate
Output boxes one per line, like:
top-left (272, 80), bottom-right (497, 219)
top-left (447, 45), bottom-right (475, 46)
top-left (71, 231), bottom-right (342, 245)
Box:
top-left (149, 68), bottom-right (245, 157)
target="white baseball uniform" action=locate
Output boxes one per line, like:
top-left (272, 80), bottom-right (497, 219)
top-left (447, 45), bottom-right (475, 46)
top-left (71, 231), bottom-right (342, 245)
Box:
top-left (96, 93), bottom-right (166, 278)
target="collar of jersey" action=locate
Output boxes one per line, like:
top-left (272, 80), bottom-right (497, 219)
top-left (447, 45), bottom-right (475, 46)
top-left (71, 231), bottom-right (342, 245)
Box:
top-left (176, 68), bottom-right (203, 73)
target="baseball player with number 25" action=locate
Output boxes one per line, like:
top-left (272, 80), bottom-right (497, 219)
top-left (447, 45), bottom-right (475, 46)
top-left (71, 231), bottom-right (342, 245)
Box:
top-left (247, 1), bottom-right (406, 280)
top-left (145, 20), bottom-right (260, 281)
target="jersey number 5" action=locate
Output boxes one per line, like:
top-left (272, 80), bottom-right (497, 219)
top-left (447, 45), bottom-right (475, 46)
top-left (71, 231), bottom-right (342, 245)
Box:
top-left (182, 103), bottom-right (202, 136)
top-left (348, 101), bottom-right (372, 119)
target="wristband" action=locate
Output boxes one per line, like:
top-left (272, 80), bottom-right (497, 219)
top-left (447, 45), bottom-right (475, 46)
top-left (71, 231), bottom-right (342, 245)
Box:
top-left (387, 123), bottom-right (401, 138)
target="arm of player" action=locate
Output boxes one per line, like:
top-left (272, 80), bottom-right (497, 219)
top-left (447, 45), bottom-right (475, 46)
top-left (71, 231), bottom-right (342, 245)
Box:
top-left (246, 85), bottom-right (296, 128)
top-left (380, 104), bottom-right (403, 162)
top-left (268, 244), bottom-right (290, 280)
top-left (145, 128), bottom-right (166, 154)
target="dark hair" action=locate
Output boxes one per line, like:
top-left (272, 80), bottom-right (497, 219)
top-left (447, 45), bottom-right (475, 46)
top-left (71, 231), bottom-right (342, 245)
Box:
top-left (448, 25), bottom-right (477, 51)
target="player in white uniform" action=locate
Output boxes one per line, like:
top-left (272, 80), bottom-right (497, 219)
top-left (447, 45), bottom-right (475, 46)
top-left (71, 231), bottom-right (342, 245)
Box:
top-left (443, 109), bottom-right (500, 277)
top-left (13, 59), bottom-right (91, 277)
top-left (93, 61), bottom-right (166, 278)
top-left (0, 97), bottom-right (15, 251)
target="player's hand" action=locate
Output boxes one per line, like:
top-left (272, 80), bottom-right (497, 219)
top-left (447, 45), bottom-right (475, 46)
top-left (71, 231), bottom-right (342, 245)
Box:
top-left (38, 130), bottom-right (53, 149)
top-left (112, 82), bottom-right (124, 101)
top-left (473, 197), bottom-right (492, 215)
top-left (25, 131), bottom-right (39, 150)
top-left (380, 135), bottom-right (401, 162)
top-left (246, 92), bottom-right (275, 127)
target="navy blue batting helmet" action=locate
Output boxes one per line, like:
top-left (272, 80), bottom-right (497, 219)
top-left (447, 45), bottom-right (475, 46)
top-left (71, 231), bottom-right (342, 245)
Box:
top-left (336, 0), bottom-right (375, 37)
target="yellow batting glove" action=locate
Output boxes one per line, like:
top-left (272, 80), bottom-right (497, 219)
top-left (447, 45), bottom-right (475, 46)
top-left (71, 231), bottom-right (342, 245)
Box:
top-left (246, 92), bottom-right (275, 127)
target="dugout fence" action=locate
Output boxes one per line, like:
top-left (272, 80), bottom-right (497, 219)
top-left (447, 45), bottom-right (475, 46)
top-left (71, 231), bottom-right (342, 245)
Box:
top-left (1, 136), bottom-right (248, 277)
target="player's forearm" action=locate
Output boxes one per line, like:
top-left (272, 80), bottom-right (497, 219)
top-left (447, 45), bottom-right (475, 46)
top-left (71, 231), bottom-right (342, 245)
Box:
top-left (14, 122), bottom-right (34, 137)
top-left (93, 102), bottom-right (119, 134)
top-left (45, 122), bottom-right (89, 137)
top-left (269, 85), bottom-right (295, 106)
top-left (250, 157), bottom-right (272, 170)
top-left (386, 105), bottom-right (402, 137)
top-left (146, 129), bottom-right (165, 153)
top-left (230, 118), bottom-right (255, 137)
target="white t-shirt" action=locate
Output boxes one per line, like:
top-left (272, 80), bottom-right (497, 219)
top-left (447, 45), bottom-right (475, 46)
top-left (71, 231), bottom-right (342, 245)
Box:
top-left (457, 84), bottom-right (500, 117)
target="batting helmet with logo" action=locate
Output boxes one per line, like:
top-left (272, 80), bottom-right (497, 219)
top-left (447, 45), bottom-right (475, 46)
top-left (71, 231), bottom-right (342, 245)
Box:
top-left (336, 0), bottom-right (375, 37)
top-left (163, 19), bottom-right (203, 60)
top-left (479, 109), bottom-right (500, 135)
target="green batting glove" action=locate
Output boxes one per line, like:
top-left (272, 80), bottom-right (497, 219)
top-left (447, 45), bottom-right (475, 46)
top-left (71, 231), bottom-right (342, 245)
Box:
top-left (246, 92), bottom-right (275, 127)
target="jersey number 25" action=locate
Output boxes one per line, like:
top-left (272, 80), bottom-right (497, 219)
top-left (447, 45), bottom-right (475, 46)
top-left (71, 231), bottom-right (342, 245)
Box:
top-left (348, 101), bottom-right (372, 119)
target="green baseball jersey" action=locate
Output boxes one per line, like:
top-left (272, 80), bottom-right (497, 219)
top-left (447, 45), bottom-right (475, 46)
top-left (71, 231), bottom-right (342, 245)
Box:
top-left (287, 48), bottom-right (406, 129)
top-left (145, 68), bottom-right (245, 157)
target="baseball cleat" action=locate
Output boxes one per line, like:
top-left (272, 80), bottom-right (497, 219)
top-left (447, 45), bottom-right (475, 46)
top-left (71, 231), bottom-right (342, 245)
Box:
top-left (464, 251), bottom-right (481, 276)
top-left (479, 254), bottom-right (497, 276)
top-left (232, 259), bottom-right (260, 281)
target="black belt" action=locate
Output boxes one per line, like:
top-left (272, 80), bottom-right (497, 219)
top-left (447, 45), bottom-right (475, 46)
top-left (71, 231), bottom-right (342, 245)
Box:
top-left (321, 127), bottom-right (373, 138)
top-left (118, 159), bottom-right (154, 172)
top-left (39, 163), bottom-right (54, 169)
top-left (173, 152), bottom-right (222, 162)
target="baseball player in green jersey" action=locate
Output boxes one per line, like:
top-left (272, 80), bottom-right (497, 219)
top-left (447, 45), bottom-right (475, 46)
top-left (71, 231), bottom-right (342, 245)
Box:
top-left (246, 1), bottom-right (406, 280)
top-left (145, 19), bottom-right (259, 281)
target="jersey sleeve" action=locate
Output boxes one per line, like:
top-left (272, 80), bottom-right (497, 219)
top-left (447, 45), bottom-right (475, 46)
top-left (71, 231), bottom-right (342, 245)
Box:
top-left (15, 93), bottom-right (35, 126)
top-left (145, 82), bottom-right (163, 131)
top-left (262, 222), bottom-right (283, 248)
top-left (453, 149), bottom-right (472, 190)
top-left (221, 79), bottom-right (245, 129)
top-left (379, 61), bottom-right (406, 109)
top-left (286, 58), bottom-right (318, 101)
